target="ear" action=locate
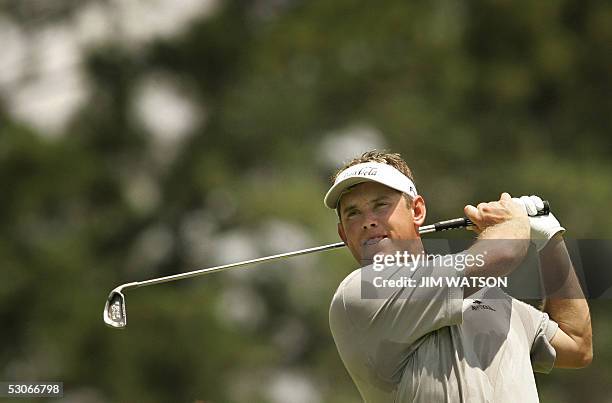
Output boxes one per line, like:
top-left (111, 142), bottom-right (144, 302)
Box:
top-left (411, 195), bottom-right (426, 227)
top-left (338, 221), bottom-right (348, 244)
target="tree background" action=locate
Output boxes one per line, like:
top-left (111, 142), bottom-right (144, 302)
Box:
top-left (1, 0), bottom-right (611, 402)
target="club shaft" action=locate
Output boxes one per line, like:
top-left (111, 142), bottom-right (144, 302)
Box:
top-left (125, 241), bottom-right (346, 290)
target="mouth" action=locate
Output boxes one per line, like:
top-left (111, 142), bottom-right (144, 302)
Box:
top-left (363, 235), bottom-right (388, 246)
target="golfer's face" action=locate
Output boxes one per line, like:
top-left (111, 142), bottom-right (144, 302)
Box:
top-left (338, 182), bottom-right (419, 262)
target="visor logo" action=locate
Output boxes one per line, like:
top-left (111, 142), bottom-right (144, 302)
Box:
top-left (339, 166), bottom-right (378, 180)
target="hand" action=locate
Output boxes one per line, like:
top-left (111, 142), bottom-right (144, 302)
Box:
top-left (464, 192), bottom-right (528, 233)
top-left (512, 195), bottom-right (565, 251)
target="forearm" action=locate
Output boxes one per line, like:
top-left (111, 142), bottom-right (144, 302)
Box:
top-left (461, 193), bottom-right (531, 296)
top-left (462, 217), bottom-right (530, 297)
top-left (539, 234), bottom-right (592, 358)
top-left (479, 214), bottom-right (531, 245)
top-left (465, 216), bottom-right (531, 278)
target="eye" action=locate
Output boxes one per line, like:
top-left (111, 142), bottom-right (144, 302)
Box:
top-left (374, 202), bottom-right (388, 209)
top-left (345, 210), bottom-right (359, 219)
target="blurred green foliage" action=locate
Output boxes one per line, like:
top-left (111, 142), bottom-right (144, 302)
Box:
top-left (1, 0), bottom-right (611, 401)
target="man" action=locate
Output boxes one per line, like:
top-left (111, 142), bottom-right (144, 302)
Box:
top-left (325, 150), bottom-right (592, 402)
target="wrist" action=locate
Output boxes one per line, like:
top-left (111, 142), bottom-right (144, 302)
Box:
top-left (479, 216), bottom-right (529, 239)
top-left (538, 232), bottom-right (564, 254)
top-left (512, 215), bottom-right (531, 237)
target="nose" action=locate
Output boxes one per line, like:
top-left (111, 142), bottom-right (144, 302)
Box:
top-left (362, 213), bottom-right (378, 230)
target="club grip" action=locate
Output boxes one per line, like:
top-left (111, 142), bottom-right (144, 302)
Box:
top-left (434, 218), bottom-right (472, 232)
top-left (539, 200), bottom-right (550, 216)
top-left (434, 200), bottom-right (550, 231)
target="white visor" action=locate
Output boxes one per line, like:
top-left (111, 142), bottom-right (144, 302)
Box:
top-left (324, 162), bottom-right (418, 209)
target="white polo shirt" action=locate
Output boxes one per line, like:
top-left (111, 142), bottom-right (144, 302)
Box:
top-left (329, 261), bottom-right (559, 402)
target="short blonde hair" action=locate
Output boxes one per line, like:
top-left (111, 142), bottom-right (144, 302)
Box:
top-left (331, 150), bottom-right (416, 183)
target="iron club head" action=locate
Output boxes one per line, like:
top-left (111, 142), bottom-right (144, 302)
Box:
top-left (103, 287), bottom-right (128, 329)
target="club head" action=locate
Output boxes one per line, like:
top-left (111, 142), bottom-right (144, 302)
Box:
top-left (103, 288), bottom-right (128, 329)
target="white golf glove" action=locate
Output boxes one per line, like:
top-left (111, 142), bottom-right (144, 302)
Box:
top-left (512, 195), bottom-right (565, 252)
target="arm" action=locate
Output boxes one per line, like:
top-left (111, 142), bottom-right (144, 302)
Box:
top-left (461, 192), bottom-right (532, 297)
top-left (463, 193), bottom-right (530, 298)
top-left (540, 234), bottom-right (593, 368)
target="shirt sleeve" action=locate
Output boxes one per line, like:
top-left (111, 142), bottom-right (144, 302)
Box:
top-left (530, 312), bottom-right (559, 373)
top-left (342, 260), bottom-right (464, 348)
top-left (513, 298), bottom-right (559, 373)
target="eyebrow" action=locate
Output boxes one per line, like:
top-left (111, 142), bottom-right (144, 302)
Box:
top-left (341, 195), bottom-right (390, 216)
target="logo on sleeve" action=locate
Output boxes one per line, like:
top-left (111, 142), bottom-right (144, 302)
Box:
top-left (471, 300), bottom-right (496, 312)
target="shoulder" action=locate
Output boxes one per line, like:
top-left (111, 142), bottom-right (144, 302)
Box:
top-left (329, 269), bottom-right (361, 337)
top-left (330, 268), bottom-right (361, 315)
top-left (329, 267), bottom-right (385, 332)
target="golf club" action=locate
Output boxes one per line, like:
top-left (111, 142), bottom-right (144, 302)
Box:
top-left (103, 201), bottom-right (550, 329)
